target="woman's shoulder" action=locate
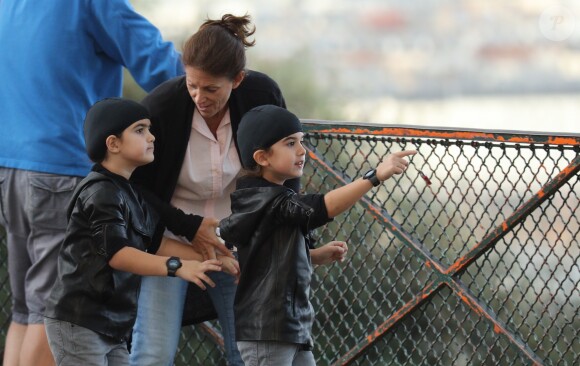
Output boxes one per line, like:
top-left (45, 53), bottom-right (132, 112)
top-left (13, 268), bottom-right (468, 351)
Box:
top-left (239, 70), bottom-right (281, 91)
top-left (142, 75), bottom-right (188, 109)
top-left (231, 70), bottom-right (285, 111)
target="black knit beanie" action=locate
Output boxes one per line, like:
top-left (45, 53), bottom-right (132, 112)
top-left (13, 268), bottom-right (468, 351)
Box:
top-left (83, 97), bottom-right (150, 162)
top-left (237, 105), bottom-right (303, 168)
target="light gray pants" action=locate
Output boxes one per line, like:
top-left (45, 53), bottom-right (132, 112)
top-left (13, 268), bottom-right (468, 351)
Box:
top-left (237, 341), bottom-right (316, 366)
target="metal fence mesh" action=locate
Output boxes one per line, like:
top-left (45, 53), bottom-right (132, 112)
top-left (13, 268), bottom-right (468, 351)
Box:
top-left (1, 122), bottom-right (579, 365)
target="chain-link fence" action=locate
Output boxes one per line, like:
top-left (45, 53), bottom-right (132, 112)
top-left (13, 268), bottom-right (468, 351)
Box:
top-left (1, 122), bottom-right (579, 365)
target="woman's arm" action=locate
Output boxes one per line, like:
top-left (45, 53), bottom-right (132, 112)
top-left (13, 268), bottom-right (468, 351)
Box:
top-left (156, 236), bottom-right (204, 260)
top-left (141, 188), bottom-right (232, 260)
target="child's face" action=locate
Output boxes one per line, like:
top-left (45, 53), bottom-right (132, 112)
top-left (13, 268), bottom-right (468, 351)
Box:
top-left (260, 132), bottom-right (306, 185)
top-left (116, 119), bottom-right (155, 166)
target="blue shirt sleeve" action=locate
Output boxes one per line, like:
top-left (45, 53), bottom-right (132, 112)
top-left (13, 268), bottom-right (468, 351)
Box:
top-left (86, 0), bottom-right (184, 92)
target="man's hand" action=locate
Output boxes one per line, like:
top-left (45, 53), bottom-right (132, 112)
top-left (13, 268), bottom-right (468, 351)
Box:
top-left (191, 217), bottom-right (234, 260)
top-left (310, 241), bottom-right (348, 265)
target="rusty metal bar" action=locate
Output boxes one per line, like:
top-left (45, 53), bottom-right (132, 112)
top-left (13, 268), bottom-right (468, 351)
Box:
top-left (332, 280), bottom-right (445, 366)
top-left (446, 154), bottom-right (580, 276)
top-left (302, 120), bottom-right (580, 146)
top-left (198, 322), bottom-right (225, 349)
top-left (448, 279), bottom-right (544, 366)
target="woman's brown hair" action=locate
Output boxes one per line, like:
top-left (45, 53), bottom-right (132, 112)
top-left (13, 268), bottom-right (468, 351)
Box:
top-left (182, 14), bottom-right (255, 79)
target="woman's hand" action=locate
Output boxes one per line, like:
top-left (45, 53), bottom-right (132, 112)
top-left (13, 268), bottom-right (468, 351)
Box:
top-left (310, 241), bottom-right (348, 265)
top-left (217, 254), bottom-right (241, 284)
top-left (177, 259), bottom-right (222, 290)
top-left (191, 217), bottom-right (234, 260)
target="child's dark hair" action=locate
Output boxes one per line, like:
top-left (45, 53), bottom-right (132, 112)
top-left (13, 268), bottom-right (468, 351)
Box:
top-left (236, 105), bottom-right (303, 169)
top-left (182, 14), bottom-right (255, 79)
top-left (83, 97), bottom-right (149, 163)
top-left (239, 147), bottom-right (272, 178)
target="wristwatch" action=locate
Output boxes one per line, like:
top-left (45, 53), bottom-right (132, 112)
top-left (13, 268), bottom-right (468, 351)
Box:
top-left (363, 169), bottom-right (381, 187)
top-left (166, 256), bottom-right (182, 277)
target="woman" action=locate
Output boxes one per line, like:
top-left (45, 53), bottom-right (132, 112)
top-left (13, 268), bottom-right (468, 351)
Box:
top-left (129, 14), bottom-right (298, 366)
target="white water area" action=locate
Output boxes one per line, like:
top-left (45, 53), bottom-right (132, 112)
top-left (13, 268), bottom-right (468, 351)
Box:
top-left (344, 94), bottom-right (579, 135)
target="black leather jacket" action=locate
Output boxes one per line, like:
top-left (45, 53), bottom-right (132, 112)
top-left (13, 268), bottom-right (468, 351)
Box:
top-left (44, 165), bottom-right (159, 341)
top-left (219, 177), bottom-right (330, 346)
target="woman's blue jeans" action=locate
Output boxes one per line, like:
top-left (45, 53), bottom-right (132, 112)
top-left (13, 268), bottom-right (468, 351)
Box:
top-left (129, 270), bottom-right (242, 366)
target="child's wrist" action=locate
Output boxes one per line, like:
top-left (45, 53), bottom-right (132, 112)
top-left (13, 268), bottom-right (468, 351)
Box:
top-left (362, 169), bottom-right (381, 187)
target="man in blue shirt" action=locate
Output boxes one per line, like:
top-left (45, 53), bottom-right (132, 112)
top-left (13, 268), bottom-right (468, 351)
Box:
top-left (0, 1), bottom-right (184, 365)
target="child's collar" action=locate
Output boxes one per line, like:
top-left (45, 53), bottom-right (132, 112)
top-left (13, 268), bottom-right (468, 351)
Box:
top-left (92, 163), bottom-right (130, 182)
top-left (237, 176), bottom-right (284, 189)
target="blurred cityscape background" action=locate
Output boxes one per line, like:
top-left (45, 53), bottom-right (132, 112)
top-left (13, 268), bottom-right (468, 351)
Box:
top-left (127, 0), bottom-right (580, 134)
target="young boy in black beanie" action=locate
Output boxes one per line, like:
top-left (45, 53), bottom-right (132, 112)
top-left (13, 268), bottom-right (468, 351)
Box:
top-left (43, 98), bottom-right (238, 366)
top-left (219, 105), bottom-right (416, 365)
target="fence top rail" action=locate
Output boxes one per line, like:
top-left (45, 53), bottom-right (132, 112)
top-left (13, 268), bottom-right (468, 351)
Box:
top-left (301, 119), bottom-right (580, 146)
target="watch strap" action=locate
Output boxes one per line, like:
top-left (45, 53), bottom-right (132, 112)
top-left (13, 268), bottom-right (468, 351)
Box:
top-left (363, 169), bottom-right (381, 187)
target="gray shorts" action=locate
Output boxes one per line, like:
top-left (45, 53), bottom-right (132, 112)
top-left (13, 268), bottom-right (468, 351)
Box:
top-left (0, 167), bottom-right (81, 324)
top-left (45, 318), bottom-right (129, 366)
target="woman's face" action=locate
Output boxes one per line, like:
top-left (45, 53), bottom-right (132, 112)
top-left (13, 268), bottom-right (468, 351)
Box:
top-left (185, 66), bottom-right (244, 125)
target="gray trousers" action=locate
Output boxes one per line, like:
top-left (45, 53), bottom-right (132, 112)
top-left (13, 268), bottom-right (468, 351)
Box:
top-left (237, 341), bottom-right (316, 366)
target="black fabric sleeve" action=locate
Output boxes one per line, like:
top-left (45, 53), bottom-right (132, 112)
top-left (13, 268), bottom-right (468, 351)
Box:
top-left (140, 188), bottom-right (203, 243)
top-left (299, 193), bottom-right (332, 230)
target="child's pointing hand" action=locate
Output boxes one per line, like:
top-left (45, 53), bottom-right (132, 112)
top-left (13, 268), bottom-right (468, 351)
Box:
top-left (376, 150), bottom-right (417, 181)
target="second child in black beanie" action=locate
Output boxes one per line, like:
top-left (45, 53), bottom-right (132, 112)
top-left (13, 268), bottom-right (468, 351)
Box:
top-left (219, 104), bottom-right (416, 366)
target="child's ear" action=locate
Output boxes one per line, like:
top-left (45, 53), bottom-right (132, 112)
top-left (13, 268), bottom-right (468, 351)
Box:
top-left (253, 149), bottom-right (269, 167)
top-left (105, 135), bottom-right (120, 154)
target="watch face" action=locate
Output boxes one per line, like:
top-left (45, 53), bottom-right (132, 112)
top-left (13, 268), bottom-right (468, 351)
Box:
top-left (168, 258), bottom-right (180, 269)
top-left (364, 170), bottom-right (374, 179)
top-left (363, 169), bottom-right (380, 186)
top-left (166, 256), bottom-right (182, 277)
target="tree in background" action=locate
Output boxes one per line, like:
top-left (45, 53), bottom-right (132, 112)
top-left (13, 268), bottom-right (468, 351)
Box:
top-left (250, 49), bottom-right (342, 121)
top-left (123, 49), bottom-right (342, 121)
